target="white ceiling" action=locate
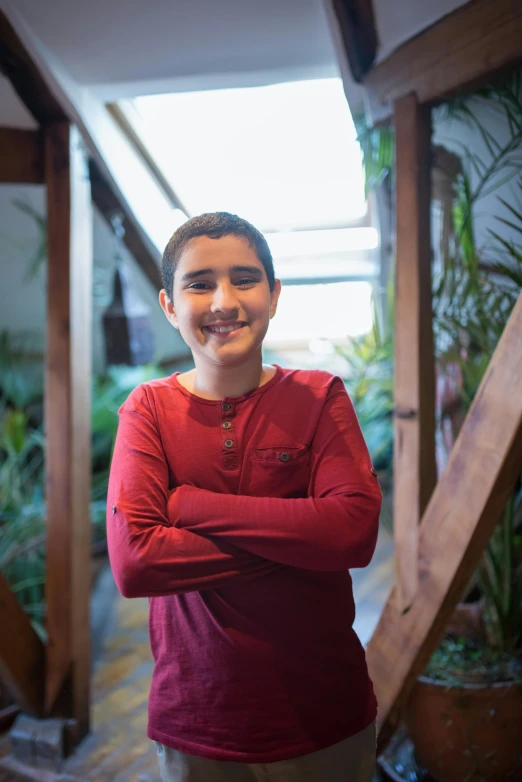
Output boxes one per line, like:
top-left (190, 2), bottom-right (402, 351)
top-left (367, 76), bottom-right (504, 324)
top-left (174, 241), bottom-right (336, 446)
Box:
top-left (3, 0), bottom-right (470, 103)
top-left (7, 0), bottom-right (339, 100)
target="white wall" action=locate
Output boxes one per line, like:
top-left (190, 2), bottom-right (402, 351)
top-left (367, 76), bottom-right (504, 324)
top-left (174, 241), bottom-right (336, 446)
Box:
top-left (432, 97), bottom-right (520, 254)
top-left (0, 184), bottom-right (189, 375)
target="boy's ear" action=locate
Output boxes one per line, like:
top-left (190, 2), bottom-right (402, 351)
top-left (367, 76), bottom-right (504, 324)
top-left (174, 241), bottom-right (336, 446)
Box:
top-left (159, 289), bottom-right (179, 330)
top-left (269, 279), bottom-right (282, 320)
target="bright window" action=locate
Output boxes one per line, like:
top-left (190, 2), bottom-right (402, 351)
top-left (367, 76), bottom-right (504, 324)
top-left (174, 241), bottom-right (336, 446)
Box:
top-left (115, 79), bottom-right (377, 347)
top-left (265, 281), bottom-right (373, 345)
top-left (119, 78), bottom-right (368, 237)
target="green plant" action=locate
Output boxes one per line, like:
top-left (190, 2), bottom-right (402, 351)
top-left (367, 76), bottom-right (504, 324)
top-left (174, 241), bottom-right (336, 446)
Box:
top-left (337, 284), bottom-right (394, 472)
top-left (356, 70), bottom-right (522, 665)
top-left (425, 637), bottom-right (522, 685)
top-left (432, 74), bottom-right (522, 664)
top-left (0, 504), bottom-right (46, 640)
top-left (478, 482), bottom-right (522, 654)
top-left (353, 113), bottom-right (394, 196)
top-left (0, 312), bottom-right (168, 620)
top-left (335, 285), bottom-right (394, 531)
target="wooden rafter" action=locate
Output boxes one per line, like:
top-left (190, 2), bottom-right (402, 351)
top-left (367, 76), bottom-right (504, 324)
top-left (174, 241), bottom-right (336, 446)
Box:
top-left (0, 13), bottom-right (65, 125)
top-left (392, 94), bottom-right (437, 611)
top-left (106, 103), bottom-right (189, 216)
top-left (44, 121), bottom-right (93, 742)
top-left (0, 128), bottom-right (44, 184)
top-left (364, 0), bottom-right (522, 123)
top-left (330, 0), bottom-right (378, 83)
top-left (0, 572), bottom-right (45, 716)
top-left (368, 291), bottom-right (522, 750)
top-left (89, 159), bottom-right (162, 290)
top-left (0, 9), bottom-right (162, 289)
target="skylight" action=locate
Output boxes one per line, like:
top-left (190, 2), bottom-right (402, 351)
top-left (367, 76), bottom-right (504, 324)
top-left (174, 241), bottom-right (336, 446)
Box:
top-left (119, 78), bottom-right (368, 240)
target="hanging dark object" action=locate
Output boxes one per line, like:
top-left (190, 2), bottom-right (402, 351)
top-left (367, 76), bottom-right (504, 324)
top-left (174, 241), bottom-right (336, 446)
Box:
top-left (103, 262), bottom-right (155, 366)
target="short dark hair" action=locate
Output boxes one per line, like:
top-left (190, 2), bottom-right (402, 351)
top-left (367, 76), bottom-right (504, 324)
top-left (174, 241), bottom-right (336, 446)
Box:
top-left (161, 212), bottom-right (276, 299)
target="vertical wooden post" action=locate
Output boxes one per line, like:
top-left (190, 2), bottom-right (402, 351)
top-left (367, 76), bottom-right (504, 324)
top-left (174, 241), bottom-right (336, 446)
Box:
top-left (393, 93), bottom-right (437, 612)
top-left (44, 122), bottom-right (92, 743)
top-left (0, 572), bottom-right (45, 716)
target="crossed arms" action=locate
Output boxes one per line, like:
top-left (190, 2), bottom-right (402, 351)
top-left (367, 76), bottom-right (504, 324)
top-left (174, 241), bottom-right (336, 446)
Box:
top-left (107, 379), bottom-right (381, 598)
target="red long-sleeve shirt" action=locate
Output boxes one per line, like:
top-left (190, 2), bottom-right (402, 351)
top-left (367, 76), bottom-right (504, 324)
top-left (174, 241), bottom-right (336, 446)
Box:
top-left (107, 364), bottom-right (381, 763)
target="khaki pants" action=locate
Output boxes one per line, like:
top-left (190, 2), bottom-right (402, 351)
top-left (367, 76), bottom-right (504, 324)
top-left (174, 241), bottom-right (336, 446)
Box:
top-left (154, 722), bottom-right (376, 782)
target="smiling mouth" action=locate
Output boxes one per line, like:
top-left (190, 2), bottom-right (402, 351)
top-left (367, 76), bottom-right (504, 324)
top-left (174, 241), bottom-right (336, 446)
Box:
top-left (203, 322), bottom-right (247, 336)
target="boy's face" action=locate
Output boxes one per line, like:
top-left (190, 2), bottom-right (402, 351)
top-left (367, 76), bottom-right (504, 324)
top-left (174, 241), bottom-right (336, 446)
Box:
top-left (159, 235), bottom-right (281, 369)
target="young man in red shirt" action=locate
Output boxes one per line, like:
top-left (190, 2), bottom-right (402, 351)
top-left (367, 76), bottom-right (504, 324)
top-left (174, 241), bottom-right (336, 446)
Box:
top-left (107, 212), bottom-right (381, 781)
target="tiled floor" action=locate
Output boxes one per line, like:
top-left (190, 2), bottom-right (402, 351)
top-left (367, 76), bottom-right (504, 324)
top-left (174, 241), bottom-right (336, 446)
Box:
top-left (0, 527), bottom-right (394, 781)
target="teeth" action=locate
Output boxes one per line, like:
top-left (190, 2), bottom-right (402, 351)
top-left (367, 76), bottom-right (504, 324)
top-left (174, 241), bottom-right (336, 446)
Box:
top-left (208, 324), bottom-right (243, 333)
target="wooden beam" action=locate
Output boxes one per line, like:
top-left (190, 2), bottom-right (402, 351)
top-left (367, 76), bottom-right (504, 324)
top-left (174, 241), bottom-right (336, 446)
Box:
top-left (0, 12), bottom-right (66, 125)
top-left (393, 94), bottom-right (436, 612)
top-left (1, 10), bottom-right (163, 291)
top-left (330, 0), bottom-right (378, 83)
top-left (363, 0), bottom-right (522, 123)
top-left (44, 121), bottom-right (92, 743)
top-left (368, 291), bottom-right (522, 751)
top-left (106, 104), bottom-right (190, 215)
top-left (0, 572), bottom-right (45, 716)
top-left (89, 159), bottom-right (162, 291)
top-left (0, 127), bottom-right (44, 183)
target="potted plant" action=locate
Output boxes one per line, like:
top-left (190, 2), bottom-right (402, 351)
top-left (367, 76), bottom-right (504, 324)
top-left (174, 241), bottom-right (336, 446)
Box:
top-left (404, 485), bottom-right (522, 782)
top-left (356, 71), bottom-right (522, 780)
top-left (403, 75), bottom-right (522, 782)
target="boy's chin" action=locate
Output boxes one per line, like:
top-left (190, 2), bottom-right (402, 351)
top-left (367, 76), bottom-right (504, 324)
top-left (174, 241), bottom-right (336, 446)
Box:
top-left (201, 345), bottom-right (260, 367)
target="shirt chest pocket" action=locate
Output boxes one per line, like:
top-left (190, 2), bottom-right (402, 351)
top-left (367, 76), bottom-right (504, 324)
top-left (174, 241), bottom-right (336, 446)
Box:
top-left (246, 444), bottom-right (310, 498)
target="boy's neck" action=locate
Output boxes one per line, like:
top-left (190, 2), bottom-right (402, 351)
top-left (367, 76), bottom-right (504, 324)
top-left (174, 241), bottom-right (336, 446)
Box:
top-left (180, 355), bottom-right (276, 401)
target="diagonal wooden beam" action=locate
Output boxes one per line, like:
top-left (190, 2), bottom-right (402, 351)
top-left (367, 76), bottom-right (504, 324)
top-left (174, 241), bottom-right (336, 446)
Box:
top-left (0, 572), bottom-right (45, 716)
top-left (89, 159), bottom-right (162, 291)
top-left (368, 291), bottom-right (522, 751)
top-left (106, 103), bottom-right (189, 216)
top-left (330, 0), bottom-right (379, 83)
top-left (392, 94), bottom-right (437, 611)
top-left (0, 127), bottom-right (44, 184)
top-left (0, 9), bottom-right (163, 290)
top-left (363, 0), bottom-right (522, 124)
top-left (0, 12), bottom-right (65, 125)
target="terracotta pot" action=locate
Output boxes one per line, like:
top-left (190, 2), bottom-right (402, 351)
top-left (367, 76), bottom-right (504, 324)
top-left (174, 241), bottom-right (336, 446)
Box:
top-left (405, 676), bottom-right (522, 782)
top-left (445, 598), bottom-right (487, 642)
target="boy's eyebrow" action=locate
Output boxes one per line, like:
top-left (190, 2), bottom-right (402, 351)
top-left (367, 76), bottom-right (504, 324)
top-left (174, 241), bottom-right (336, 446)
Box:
top-left (180, 265), bottom-right (263, 282)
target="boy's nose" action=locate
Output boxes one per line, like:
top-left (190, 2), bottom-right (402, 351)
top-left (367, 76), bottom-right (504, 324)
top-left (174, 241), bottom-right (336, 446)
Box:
top-left (210, 283), bottom-right (240, 314)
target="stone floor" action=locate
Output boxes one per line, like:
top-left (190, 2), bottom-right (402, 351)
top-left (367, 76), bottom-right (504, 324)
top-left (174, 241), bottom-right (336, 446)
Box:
top-left (0, 527), bottom-right (394, 781)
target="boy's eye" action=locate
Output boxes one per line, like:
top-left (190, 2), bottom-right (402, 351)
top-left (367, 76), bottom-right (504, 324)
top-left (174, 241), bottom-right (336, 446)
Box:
top-left (187, 279), bottom-right (257, 290)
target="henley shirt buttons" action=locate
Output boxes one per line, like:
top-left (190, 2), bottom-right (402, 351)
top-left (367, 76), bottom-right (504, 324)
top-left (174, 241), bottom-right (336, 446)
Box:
top-left (280, 452), bottom-right (290, 462)
top-left (222, 403), bottom-right (232, 411)
top-left (222, 421), bottom-right (232, 430)
top-left (224, 439), bottom-right (234, 448)
top-left (111, 505), bottom-right (117, 514)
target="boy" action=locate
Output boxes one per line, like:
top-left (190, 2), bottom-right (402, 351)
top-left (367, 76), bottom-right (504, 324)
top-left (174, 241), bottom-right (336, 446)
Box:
top-left (107, 212), bottom-right (381, 782)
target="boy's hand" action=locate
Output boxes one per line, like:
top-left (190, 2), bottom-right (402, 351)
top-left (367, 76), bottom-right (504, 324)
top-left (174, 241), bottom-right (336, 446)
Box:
top-left (167, 486), bottom-right (181, 527)
top-left (167, 483), bottom-right (215, 529)
top-left (167, 484), bottom-right (200, 526)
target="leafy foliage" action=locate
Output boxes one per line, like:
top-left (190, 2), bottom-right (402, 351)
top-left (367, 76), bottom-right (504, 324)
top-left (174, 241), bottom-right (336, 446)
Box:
top-left (433, 77), bottom-right (522, 660)
top-left (353, 113), bottom-right (394, 196)
top-left (425, 637), bottom-right (522, 685)
top-left (0, 325), bottom-right (167, 628)
top-left (337, 283), bottom-right (394, 472)
top-left (356, 70), bottom-right (522, 663)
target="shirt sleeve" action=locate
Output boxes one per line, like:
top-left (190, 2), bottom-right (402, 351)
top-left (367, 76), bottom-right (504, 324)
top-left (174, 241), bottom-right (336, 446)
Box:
top-left (106, 386), bottom-right (282, 598)
top-left (172, 378), bottom-right (382, 572)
